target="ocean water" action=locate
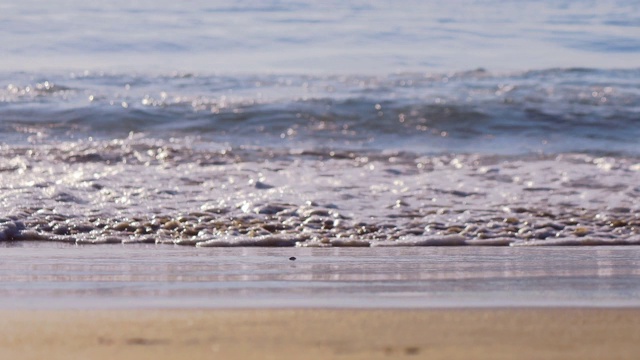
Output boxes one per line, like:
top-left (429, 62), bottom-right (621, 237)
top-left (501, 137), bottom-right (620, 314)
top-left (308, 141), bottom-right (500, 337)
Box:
top-left (1, 0), bottom-right (639, 247)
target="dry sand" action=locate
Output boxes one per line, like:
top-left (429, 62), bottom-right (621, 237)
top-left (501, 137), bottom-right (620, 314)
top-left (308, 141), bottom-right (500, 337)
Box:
top-left (1, 308), bottom-right (639, 360)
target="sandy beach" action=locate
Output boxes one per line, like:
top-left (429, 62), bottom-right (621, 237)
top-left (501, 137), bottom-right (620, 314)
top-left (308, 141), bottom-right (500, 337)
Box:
top-left (2, 244), bottom-right (639, 359)
top-left (1, 308), bottom-right (639, 360)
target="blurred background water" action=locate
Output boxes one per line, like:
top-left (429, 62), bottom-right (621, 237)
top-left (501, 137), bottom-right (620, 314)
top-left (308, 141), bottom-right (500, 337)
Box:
top-left (1, 0), bottom-right (639, 73)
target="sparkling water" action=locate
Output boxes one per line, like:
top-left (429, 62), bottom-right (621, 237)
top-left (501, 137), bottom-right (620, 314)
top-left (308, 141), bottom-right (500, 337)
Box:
top-left (0, 0), bottom-right (639, 247)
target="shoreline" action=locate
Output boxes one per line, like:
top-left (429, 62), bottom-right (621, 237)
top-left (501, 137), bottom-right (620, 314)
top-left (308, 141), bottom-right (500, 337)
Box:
top-left (2, 244), bottom-right (640, 309)
top-left (2, 308), bottom-right (639, 360)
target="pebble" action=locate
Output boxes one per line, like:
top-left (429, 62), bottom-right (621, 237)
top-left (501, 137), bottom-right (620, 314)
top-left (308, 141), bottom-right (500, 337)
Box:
top-left (610, 220), bottom-right (628, 228)
top-left (8, 179), bottom-right (637, 247)
top-left (574, 227), bottom-right (591, 236)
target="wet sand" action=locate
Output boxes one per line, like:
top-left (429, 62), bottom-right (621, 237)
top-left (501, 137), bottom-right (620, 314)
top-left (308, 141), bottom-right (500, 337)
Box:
top-left (2, 243), bottom-right (640, 359)
top-left (2, 308), bottom-right (640, 360)
top-left (2, 243), bottom-right (640, 308)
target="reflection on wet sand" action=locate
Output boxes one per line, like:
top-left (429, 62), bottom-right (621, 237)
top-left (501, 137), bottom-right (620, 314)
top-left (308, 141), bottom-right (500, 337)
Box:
top-left (0, 243), bottom-right (638, 308)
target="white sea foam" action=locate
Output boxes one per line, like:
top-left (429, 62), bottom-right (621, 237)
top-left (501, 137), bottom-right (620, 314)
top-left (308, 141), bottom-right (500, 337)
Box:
top-left (0, 136), bottom-right (637, 246)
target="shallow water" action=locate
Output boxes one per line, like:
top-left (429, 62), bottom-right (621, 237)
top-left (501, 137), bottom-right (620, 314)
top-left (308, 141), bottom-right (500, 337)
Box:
top-left (1, 243), bottom-right (639, 308)
top-left (0, 1), bottom-right (639, 247)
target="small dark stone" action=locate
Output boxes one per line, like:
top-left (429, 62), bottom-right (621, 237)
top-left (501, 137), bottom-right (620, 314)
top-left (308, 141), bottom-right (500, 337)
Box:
top-left (254, 181), bottom-right (274, 190)
top-left (289, 257), bottom-right (296, 261)
top-left (610, 220), bottom-right (628, 228)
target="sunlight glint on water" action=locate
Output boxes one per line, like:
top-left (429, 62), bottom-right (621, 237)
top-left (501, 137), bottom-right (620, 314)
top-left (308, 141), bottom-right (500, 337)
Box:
top-left (0, 0), bottom-right (639, 247)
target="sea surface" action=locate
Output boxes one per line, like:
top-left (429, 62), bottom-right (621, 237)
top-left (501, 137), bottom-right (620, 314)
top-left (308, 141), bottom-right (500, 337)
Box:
top-left (1, 0), bottom-right (639, 247)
